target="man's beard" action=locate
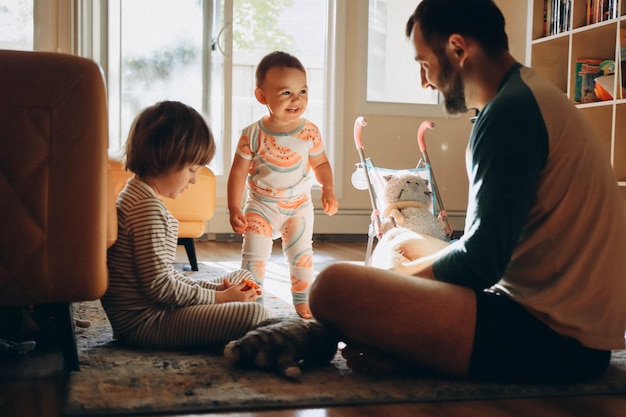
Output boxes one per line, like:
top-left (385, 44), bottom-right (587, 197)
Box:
top-left (438, 57), bottom-right (468, 114)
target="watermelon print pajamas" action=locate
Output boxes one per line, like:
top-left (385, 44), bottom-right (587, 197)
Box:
top-left (235, 118), bottom-right (325, 306)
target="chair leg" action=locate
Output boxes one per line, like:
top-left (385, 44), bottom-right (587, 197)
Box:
top-left (178, 238), bottom-right (199, 271)
top-left (49, 302), bottom-right (80, 372)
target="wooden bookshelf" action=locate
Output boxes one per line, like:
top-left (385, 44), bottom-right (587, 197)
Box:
top-left (528, 0), bottom-right (626, 205)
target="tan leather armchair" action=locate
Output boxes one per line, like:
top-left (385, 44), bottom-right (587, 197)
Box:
top-left (0, 50), bottom-right (114, 370)
top-left (108, 159), bottom-right (216, 271)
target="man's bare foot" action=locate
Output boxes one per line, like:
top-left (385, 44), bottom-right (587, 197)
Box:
top-left (295, 303), bottom-right (312, 319)
top-left (341, 343), bottom-right (406, 374)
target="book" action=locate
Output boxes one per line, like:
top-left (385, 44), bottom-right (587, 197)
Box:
top-left (545, 0), bottom-right (571, 36)
top-left (586, 0), bottom-right (618, 25)
top-left (575, 58), bottom-right (603, 103)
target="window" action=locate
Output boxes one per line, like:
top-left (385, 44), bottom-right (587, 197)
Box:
top-left (0, 0), bottom-right (33, 51)
top-left (102, 0), bottom-right (343, 189)
top-left (361, 0), bottom-right (444, 117)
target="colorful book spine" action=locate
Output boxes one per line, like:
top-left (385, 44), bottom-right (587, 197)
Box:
top-left (618, 28), bottom-right (626, 98)
top-left (586, 0), bottom-right (619, 25)
top-left (545, 0), bottom-right (572, 36)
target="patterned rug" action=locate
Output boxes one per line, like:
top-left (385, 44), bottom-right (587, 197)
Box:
top-left (64, 263), bottom-right (626, 416)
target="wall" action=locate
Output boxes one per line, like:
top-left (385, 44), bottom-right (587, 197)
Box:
top-left (273, 0), bottom-right (529, 235)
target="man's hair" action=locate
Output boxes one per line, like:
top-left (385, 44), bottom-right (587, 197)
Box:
top-left (125, 100), bottom-right (215, 178)
top-left (255, 51), bottom-right (306, 88)
top-left (405, 0), bottom-right (508, 58)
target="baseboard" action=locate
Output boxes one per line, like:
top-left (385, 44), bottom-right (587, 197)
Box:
top-left (204, 207), bottom-right (466, 236)
top-left (200, 233), bottom-right (370, 242)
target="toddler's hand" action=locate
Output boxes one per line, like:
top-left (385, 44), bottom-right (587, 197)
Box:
top-left (322, 191), bottom-right (338, 216)
top-left (229, 210), bottom-right (248, 234)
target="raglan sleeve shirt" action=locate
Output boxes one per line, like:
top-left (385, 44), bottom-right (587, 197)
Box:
top-left (432, 64), bottom-right (626, 350)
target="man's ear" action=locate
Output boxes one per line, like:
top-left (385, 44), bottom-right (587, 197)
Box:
top-left (447, 34), bottom-right (468, 65)
top-left (254, 88), bottom-right (267, 105)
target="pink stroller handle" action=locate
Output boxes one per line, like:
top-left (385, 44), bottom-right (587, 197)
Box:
top-left (417, 121), bottom-right (435, 152)
top-left (354, 116), bottom-right (368, 150)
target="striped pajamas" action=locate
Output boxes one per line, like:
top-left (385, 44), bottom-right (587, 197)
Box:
top-left (102, 178), bottom-right (267, 348)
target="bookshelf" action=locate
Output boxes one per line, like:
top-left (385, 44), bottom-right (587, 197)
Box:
top-left (528, 0), bottom-right (626, 210)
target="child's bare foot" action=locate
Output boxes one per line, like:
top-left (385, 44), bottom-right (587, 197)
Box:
top-left (295, 303), bottom-right (312, 319)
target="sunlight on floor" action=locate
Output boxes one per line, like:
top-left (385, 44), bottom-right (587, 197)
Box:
top-left (193, 258), bottom-right (364, 307)
top-left (295, 410), bottom-right (329, 417)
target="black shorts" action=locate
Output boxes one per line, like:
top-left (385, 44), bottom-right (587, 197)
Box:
top-left (468, 290), bottom-right (611, 383)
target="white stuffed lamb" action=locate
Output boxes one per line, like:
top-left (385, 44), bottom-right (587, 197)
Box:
top-left (380, 171), bottom-right (447, 241)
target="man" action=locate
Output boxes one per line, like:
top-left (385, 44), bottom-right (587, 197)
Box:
top-left (309, 0), bottom-right (626, 383)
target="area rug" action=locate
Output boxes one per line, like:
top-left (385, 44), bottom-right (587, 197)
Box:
top-left (64, 263), bottom-right (626, 416)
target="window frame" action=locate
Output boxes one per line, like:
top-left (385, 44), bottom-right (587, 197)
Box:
top-left (65, 0), bottom-right (345, 199)
top-left (357, 0), bottom-right (447, 118)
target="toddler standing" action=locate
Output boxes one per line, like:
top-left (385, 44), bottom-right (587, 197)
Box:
top-left (103, 100), bottom-right (267, 349)
top-left (227, 51), bottom-right (338, 319)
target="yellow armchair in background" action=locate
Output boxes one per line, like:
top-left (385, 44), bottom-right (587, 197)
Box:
top-left (108, 159), bottom-right (216, 271)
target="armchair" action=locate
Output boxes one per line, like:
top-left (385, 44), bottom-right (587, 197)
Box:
top-left (108, 159), bottom-right (216, 271)
top-left (0, 50), bottom-right (113, 370)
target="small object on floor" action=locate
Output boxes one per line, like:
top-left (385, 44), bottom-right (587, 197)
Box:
top-left (0, 338), bottom-right (36, 356)
top-left (74, 319), bottom-right (91, 328)
top-left (224, 317), bottom-right (339, 380)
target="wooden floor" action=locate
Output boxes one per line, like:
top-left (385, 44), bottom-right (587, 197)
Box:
top-left (2, 238), bottom-right (626, 417)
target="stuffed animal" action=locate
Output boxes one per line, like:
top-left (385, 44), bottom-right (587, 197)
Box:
top-left (223, 317), bottom-right (339, 380)
top-left (380, 171), bottom-right (447, 241)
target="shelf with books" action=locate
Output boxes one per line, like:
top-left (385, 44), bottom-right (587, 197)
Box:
top-left (529, 0), bottom-right (626, 204)
top-left (571, 23), bottom-right (618, 101)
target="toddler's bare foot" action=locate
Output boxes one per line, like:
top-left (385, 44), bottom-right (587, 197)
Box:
top-left (295, 303), bottom-right (312, 319)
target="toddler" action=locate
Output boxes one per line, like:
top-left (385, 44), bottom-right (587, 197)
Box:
top-left (227, 51), bottom-right (338, 319)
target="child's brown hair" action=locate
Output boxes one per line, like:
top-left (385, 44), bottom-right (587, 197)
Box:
top-left (255, 51), bottom-right (306, 88)
top-left (125, 101), bottom-right (215, 178)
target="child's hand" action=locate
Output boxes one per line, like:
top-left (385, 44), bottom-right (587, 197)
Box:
top-left (240, 278), bottom-right (260, 291)
top-left (322, 190), bottom-right (338, 216)
top-left (216, 277), bottom-right (233, 291)
top-left (216, 281), bottom-right (262, 303)
top-left (229, 209), bottom-right (248, 234)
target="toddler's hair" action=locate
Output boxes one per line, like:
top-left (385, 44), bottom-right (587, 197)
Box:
top-left (255, 51), bottom-right (305, 88)
top-left (125, 100), bottom-right (215, 178)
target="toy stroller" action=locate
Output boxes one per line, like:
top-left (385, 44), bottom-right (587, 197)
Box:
top-left (351, 116), bottom-right (453, 264)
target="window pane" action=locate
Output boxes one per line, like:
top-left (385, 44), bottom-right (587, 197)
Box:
top-left (115, 0), bottom-right (203, 149)
top-left (367, 0), bottom-right (438, 104)
top-left (0, 0), bottom-right (33, 51)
